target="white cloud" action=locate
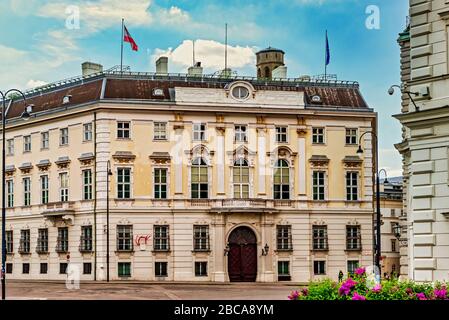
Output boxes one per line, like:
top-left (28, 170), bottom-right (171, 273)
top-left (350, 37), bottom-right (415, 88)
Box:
top-left (152, 39), bottom-right (257, 75)
top-left (26, 79), bottom-right (48, 89)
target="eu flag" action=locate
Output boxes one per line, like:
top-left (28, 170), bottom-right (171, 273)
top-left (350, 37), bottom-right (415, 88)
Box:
top-left (325, 30), bottom-right (330, 66)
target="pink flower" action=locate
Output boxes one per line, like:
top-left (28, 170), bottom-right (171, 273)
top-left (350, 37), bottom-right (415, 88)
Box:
top-left (372, 284), bottom-right (382, 293)
top-left (339, 278), bottom-right (357, 296)
top-left (434, 289), bottom-right (447, 300)
top-left (352, 292), bottom-right (367, 300)
top-left (416, 292), bottom-right (427, 300)
top-left (355, 267), bottom-right (366, 276)
top-left (288, 290), bottom-right (300, 300)
top-left (301, 288), bottom-right (309, 296)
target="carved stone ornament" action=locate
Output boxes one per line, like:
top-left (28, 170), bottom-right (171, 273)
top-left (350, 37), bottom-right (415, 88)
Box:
top-left (19, 162), bottom-right (33, 174)
top-left (36, 160), bottom-right (51, 172)
top-left (149, 152), bottom-right (171, 165)
top-left (342, 156), bottom-right (363, 169)
top-left (55, 156), bottom-right (71, 169)
top-left (78, 153), bottom-right (95, 166)
top-left (309, 155), bottom-right (330, 169)
top-left (112, 151), bottom-right (136, 164)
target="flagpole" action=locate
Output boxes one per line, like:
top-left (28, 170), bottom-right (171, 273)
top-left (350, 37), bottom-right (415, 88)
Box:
top-left (324, 30), bottom-right (327, 81)
top-left (120, 18), bottom-right (124, 75)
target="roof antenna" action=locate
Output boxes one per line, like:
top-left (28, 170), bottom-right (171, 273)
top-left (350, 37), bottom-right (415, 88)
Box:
top-left (224, 23), bottom-right (228, 71)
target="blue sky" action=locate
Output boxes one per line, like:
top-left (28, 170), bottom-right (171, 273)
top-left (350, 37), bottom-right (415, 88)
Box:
top-left (0, 0), bottom-right (408, 176)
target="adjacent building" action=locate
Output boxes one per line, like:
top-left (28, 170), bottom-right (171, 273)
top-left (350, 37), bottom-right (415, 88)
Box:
top-left (1, 48), bottom-right (376, 282)
top-left (394, 0), bottom-right (449, 282)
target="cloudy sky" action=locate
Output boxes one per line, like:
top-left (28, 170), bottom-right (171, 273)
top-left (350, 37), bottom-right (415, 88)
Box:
top-left (0, 0), bottom-right (408, 176)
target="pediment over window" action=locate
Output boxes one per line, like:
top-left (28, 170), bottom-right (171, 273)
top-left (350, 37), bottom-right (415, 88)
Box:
top-left (78, 153), bottom-right (95, 166)
top-left (186, 144), bottom-right (214, 163)
top-left (112, 151), bottom-right (136, 163)
top-left (5, 165), bottom-right (16, 176)
top-left (36, 159), bottom-right (51, 171)
top-left (149, 152), bottom-right (171, 165)
top-left (19, 162), bottom-right (33, 174)
top-left (342, 156), bottom-right (362, 168)
top-left (55, 156), bottom-right (71, 169)
top-left (309, 155), bottom-right (329, 168)
top-left (268, 146), bottom-right (297, 166)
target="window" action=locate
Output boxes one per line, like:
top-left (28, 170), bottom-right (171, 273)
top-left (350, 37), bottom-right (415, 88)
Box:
top-left (314, 261), bottom-right (326, 275)
top-left (346, 225), bottom-right (361, 250)
top-left (41, 132), bottom-right (49, 149)
top-left (193, 225), bottom-right (209, 251)
top-left (82, 170), bottom-right (93, 200)
top-left (232, 86), bottom-right (249, 100)
top-left (6, 263), bottom-right (13, 274)
top-left (19, 229), bottom-right (30, 254)
top-left (391, 239), bottom-right (397, 252)
top-left (60, 263), bottom-right (68, 274)
top-left (118, 262), bottom-right (131, 277)
top-left (7, 139), bottom-right (14, 155)
top-left (312, 225), bottom-right (328, 250)
top-left (278, 261), bottom-right (290, 281)
top-left (60, 128), bottom-right (69, 146)
top-left (347, 260), bottom-right (359, 275)
top-left (56, 227), bottom-right (69, 253)
top-left (274, 159), bottom-right (290, 200)
top-left (117, 121), bottom-right (130, 139)
top-left (80, 226), bottom-right (93, 252)
top-left (23, 135), bottom-right (31, 152)
top-left (117, 225), bottom-right (133, 251)
top-left (191, 158), bottom-right (208, 199)
top-left (40, 263), bottom-right (48, 274)
top-left (154, 225), bottom-right (169, 251)
top-left (6, 180), bottom-right (13, 208)
top-left (155, 262), bottom-right (168, 277)
top-left (346, 172), bottom-right (359, 201)
top-left (233, 159), bottom-right (249, 199)
top-left (195, 262), bottom-right (208, 277)
top-left (154, 168), bottom-right (167, 199)
top-left (83, 263), bottom-right (92, 274)
top-left (312, 171), bottom-right (325, 201)
top-left (276, 225), bottom-right (292, 251)
top-left (390, 209), bottom-right (396, 217)
top-left (23, 177), bottom-right (31, 206)
top-left (275, 126), bottom-right (288, 143)
top-left (117, 168), bottom-right (131, 199)
top-left (6, 230), bottom-right (13, 254)
top-left (37, 228), bottom-right (48, 253)
top-left (193, 123), bottom-right (206, 141)
top-left (345, 128), bottom-right (358, 145)
top-left (312, 128), bottom-right (325, 144)
top-left (154, 122), bottom-right (167, 140)
top-left (22, 263), bottom-right (30, 274)
top-left (40, 175), bottom-right (49, 204)
top-left (83, 123), bottom-right (93, 142)
top-left (59, 172), bottom-right (69, 202)
top-left (235, 125), bottom-right (247, 142)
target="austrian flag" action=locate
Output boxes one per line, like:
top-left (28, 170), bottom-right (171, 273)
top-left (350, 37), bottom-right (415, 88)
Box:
top-left (124, 25), bottom-right (138, 51)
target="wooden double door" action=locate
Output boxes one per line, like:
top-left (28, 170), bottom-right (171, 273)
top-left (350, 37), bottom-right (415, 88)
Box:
top-left (227, 227), bottom-right (257, 282)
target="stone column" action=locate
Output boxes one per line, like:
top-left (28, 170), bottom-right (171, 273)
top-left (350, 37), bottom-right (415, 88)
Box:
top-left (257, 128), bottom-right (267, 196)
top-left (212, 213), bottom-right (227, 282)
top-left (216, 127), bottom-right (226, 197)
top-left (173, 124), bottom-right (184, 198)
top-left (297, 127), bottom-right (307, 200)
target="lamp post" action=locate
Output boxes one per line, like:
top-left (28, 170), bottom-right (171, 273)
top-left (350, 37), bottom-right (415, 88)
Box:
top-left (1, 89), bottom-right (32, 300)
top-left (356, 130), bottom-right (381, 272)
top-left (106, 160), bottom-right (113, 282)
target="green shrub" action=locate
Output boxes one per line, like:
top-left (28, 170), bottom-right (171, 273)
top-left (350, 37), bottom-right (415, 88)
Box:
top-left (288, 267), bottom-right (448, 301)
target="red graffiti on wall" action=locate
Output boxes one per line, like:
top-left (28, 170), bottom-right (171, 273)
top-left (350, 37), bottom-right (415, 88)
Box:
top-left (134, 234), bottom-right (151, 246)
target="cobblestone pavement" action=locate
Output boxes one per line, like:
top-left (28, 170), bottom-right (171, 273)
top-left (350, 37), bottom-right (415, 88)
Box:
top-left (5, 281), bottom-right (299, 300)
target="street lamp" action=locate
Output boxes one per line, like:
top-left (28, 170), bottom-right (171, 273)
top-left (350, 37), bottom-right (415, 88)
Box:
top-left (1, 89), bottom-right (33, 300)
top-left (356, 130), bottom-right (382, 272)
top-left (388, 85), bottom-right (420, 112)
top-left (261, 243), bottom-right (269, 256)
top-left (106, 160), bottom-right (113, 282)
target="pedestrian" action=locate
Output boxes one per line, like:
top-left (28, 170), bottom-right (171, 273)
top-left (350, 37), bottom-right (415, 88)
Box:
top-left (338, 270), bottom-right (344, 282)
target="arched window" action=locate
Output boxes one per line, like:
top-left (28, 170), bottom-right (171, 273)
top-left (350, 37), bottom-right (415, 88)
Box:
top-left (264, 66), bottom-right (270, 78)
top-left (191, 157), bottom-right (208, 199)
top-left (274, 159), bottom-right (290, 200)
top-left (257, 68), bottom-right (261, 78)
top-left (233, 159), bottom-right (249, 199)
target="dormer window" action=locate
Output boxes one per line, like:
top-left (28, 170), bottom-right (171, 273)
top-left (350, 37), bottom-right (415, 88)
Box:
top-left (62, 95), bottom-right (72, 104)
top-left (232, 86), bottom-right (250, 100)
top-left (311, 95), bottom-right (321, 103)
top-left (152, 88), bottom-right (164, 97)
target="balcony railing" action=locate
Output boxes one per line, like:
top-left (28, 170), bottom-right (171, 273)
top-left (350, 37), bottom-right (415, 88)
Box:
top-left (79, 237), bottom-right (93, 253)
top-left (36, 243), bottom-right (49, 254)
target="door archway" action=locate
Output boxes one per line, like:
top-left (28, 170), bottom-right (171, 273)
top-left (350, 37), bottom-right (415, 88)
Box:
top-left (227, 226), bottom-right (257, 282)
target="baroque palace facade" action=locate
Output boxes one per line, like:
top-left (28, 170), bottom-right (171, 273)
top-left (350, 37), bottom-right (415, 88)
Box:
top-left (2, 52), bottom-right (376, 282)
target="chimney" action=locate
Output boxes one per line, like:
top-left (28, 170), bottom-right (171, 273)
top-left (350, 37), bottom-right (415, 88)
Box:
top-left (220, 68), bottom-right (232, 78)
top-left (82, 62), bottom-right (103, 77)
top-left (156, 56), bottom-right (168, 74)
top-left (187, 61), bottom-right (203, 76)
top-left (272, 66), bottom-right (287, 79)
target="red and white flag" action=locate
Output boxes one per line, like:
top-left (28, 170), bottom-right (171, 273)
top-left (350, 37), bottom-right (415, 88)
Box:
top-left (123, 25), bottom-right (138, 51)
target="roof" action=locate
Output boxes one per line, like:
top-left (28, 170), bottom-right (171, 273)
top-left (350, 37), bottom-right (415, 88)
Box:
top-left (5, 71), bottom-right (371, 121)
top-left (256, 47), bottom-right (285, 54)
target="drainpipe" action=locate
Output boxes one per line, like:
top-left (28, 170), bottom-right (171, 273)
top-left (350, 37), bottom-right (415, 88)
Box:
top-left (93, 111), bottom-right (97, 280)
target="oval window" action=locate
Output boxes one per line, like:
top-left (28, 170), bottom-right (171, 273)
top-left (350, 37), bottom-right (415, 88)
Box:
top-left (232, 86), bottom-right (250, 100)
top-left (311, 95), bottom-right (321, 102)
